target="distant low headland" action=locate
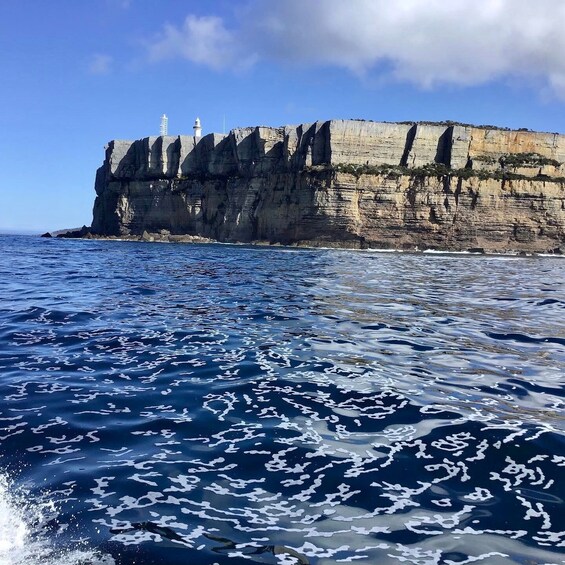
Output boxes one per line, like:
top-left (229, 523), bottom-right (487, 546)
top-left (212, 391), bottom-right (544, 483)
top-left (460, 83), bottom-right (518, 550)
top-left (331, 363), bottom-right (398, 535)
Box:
top-left (74, 119), bottom-right (565, 253)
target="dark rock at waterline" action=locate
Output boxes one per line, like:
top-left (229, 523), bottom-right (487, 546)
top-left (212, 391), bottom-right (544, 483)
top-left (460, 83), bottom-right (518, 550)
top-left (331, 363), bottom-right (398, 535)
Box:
top-left (55, 226), bottom-right (91, 239)
top-left (41, 226), bottom-right (91, 239)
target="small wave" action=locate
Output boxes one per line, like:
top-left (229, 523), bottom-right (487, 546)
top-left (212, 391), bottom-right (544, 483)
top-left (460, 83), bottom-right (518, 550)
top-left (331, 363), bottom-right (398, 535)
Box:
top-left (487, 331), bottom-right (565, 347)
top-left (0, 472), bottom-right (114, 565)
top-left (423, 249), bottom-right (473, 255)
top-left (536, 298), bottom-right (565, 307)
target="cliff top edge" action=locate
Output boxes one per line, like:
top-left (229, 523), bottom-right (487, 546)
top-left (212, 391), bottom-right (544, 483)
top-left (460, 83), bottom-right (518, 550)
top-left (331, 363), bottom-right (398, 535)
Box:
top-left (108, 119), bottom-right (563, 145)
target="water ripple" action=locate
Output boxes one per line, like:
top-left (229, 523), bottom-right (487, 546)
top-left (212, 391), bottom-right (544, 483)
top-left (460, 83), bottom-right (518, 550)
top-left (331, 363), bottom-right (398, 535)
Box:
top-left (0, 235), bottom-right (563, 565)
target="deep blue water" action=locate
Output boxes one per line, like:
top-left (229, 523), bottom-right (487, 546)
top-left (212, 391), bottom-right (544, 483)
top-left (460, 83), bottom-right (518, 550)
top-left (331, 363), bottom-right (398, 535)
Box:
top-left (0, 234), bottom-right (564, 565)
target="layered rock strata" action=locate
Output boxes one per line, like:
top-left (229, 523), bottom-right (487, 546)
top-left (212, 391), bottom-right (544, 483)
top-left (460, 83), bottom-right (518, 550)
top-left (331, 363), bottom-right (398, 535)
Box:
top-left (91, 120), bottom-right (565, 252)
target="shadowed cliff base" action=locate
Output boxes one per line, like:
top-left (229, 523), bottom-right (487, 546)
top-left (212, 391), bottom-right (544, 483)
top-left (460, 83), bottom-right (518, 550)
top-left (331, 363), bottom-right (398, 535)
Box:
top-left (87, 119), bottom-right (565, 254)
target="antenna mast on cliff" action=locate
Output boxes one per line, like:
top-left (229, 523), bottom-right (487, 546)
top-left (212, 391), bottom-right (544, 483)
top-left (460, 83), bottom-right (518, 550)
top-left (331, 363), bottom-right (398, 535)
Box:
top-left (160, 114), bottom-right (168, 136)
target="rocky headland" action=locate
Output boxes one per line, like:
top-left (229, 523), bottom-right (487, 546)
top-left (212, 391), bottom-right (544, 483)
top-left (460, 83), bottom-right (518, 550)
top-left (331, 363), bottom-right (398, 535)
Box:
top-left (88, 120), bottom-right (565, 253)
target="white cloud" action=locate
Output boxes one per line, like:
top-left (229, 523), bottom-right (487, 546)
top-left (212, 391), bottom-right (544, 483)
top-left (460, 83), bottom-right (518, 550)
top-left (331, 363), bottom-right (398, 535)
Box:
top-left (146, 0), bottom-right (565, 98)
top-left (106, 0), bottom-right (131, 8)
top-left (148, 15), bottom-right (256, 71)
top-left (88, 54), bottom-right (113, 75)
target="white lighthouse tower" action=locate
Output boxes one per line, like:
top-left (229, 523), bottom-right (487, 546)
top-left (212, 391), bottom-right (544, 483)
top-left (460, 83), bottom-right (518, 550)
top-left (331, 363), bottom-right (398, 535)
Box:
top-left (160, 114), bottom-right (168, 136)
top-left (193, 117), bottom-right (202, 138)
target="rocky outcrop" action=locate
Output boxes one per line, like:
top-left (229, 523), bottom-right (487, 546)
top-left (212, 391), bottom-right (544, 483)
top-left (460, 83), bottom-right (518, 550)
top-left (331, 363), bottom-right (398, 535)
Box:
top-left (91, 120), bottom-right (565, 253)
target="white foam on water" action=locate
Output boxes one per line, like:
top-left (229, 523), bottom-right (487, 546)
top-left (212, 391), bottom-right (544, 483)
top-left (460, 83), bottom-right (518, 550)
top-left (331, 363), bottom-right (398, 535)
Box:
top-left (423, 249), bottom-right (473, 254)
top-left (0, 473), bottom-right (115, 565)
top-left (0, 480), bottom-right (26, 556)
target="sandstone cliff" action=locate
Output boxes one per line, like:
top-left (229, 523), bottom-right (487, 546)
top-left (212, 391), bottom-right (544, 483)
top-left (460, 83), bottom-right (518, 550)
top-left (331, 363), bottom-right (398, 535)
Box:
top-left (91, 120), bottom-right (565, 252)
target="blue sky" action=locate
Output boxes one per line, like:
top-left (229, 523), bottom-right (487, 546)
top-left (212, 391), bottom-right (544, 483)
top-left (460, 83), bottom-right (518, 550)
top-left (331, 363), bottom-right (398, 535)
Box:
top-left (1, 0), bottom-right (565, 232)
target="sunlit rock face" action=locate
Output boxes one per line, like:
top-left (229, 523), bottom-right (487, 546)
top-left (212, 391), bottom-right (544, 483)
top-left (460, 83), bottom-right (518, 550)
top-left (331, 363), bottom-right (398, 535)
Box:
top-left (91, 120), bottom-right (565, 252)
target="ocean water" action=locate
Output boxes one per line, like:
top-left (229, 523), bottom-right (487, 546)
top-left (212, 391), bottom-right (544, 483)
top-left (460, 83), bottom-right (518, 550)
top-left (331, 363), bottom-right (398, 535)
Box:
top-left (0, 235), bottom-right (564, 565)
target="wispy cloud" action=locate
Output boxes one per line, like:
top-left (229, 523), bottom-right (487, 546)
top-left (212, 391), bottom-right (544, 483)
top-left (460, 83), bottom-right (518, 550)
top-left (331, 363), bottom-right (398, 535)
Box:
top-left (148, 15), bottom-right (256, 71)
top-left (88, 54), bottom-right (113, 75)
top-left (106, 0), bottom-right (132, 9)
top-left (145, 0), bottom-right (565, 99)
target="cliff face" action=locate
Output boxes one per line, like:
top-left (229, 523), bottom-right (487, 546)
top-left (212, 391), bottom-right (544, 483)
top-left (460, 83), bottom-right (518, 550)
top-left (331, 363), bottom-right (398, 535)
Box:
top-left (91, 120), bottom-right (565, 252)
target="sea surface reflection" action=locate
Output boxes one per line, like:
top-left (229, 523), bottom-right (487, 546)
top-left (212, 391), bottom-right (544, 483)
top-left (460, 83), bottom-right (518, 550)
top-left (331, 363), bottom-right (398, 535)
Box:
top-left (0, 235), bottom-right (563, 565)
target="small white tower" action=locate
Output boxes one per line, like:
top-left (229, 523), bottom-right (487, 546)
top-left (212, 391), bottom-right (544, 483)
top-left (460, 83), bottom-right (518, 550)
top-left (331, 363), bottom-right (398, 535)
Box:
top-left (160, 114), bottom-right (168, 136)
top-left (193, 117), bottom-right (202, 138)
